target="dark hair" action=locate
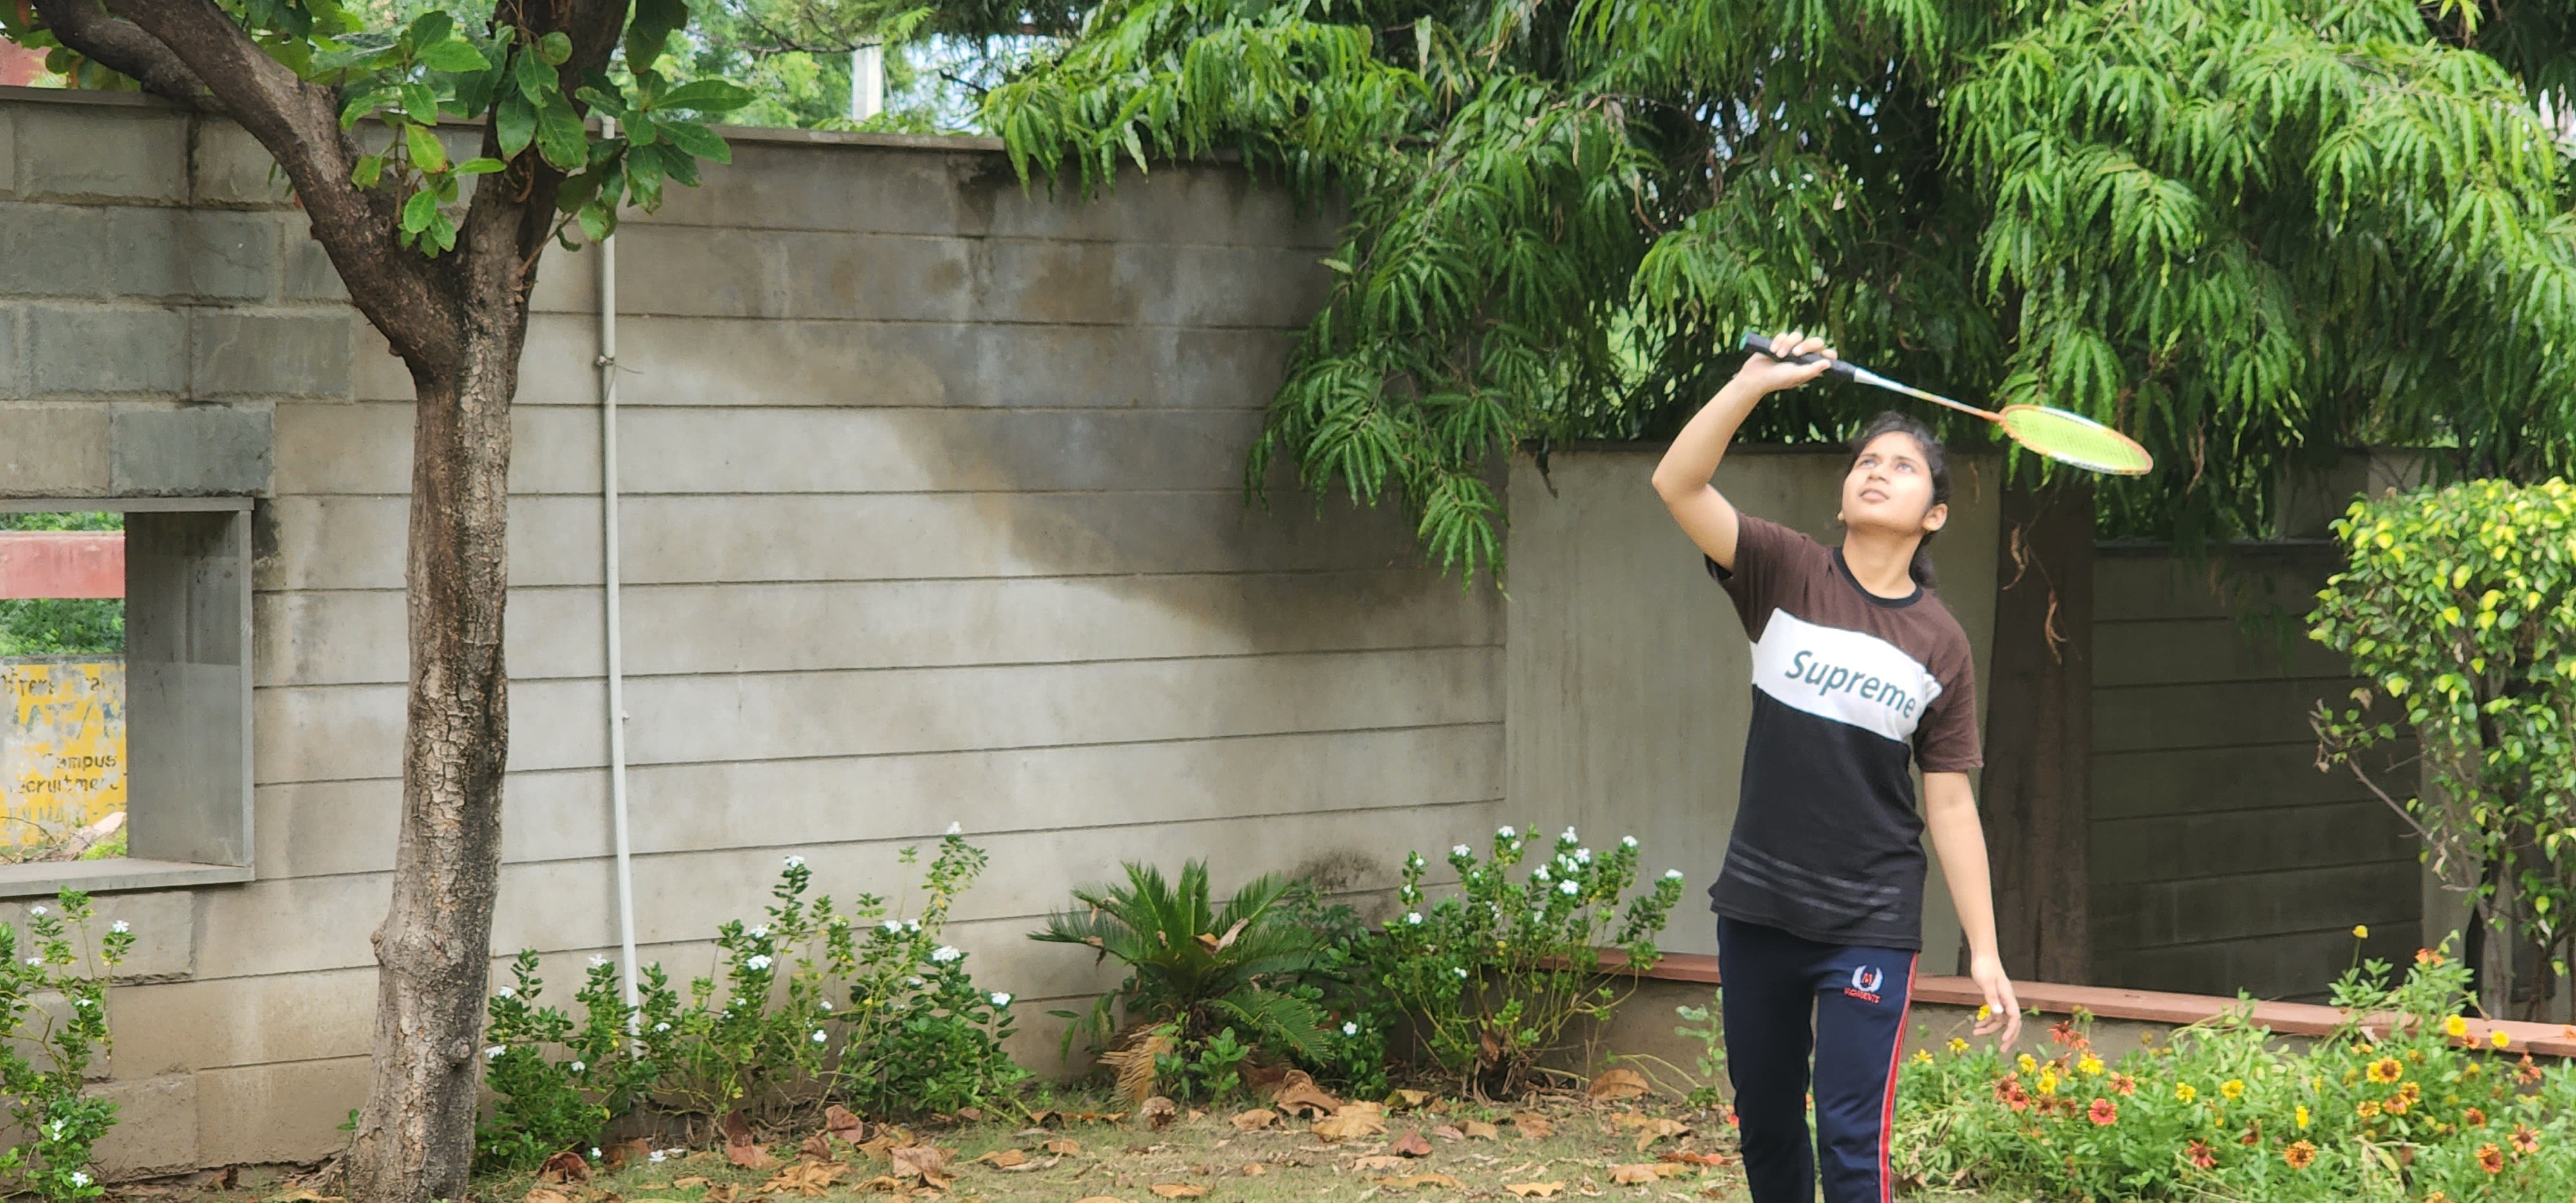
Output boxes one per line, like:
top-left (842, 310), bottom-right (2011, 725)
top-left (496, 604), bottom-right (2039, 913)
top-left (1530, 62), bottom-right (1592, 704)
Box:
top-left (1847, 411), bottom-right (1951, 589)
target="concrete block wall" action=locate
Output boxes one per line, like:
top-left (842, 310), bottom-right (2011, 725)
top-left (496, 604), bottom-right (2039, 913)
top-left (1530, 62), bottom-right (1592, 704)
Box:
top-left (2, 88), bottom-right (1504, 1170)
top-left (2088, 544), bottom-right (2420, 1002)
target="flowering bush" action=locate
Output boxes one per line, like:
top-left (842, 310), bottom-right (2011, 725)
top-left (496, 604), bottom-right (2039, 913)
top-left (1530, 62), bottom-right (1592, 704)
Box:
top-left (0, 891), bottom-right (133, 1203)
top-left (475, 835), bottom-right (1023, 1170)
top-left (1891, 942), bottom-right (2576, 1201)
top-left (1369, 824), bottom-right (1684, 1096)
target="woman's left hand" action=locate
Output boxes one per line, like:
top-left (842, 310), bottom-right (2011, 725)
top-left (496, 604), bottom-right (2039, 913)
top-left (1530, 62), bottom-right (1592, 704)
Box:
top-left (1968, 954), bottom-right (2023, 1046)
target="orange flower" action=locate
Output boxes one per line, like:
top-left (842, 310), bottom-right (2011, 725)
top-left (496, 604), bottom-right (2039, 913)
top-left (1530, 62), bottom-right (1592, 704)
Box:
top-left (2476, 1143), bottom-right (2504, 1174)
top-left (2240, 1122), bottom-right (2262, 1146)
top-left (2283, 1140), bottom-right (2316, 1170)
top-left (2509, 1124), bottom-right (2538, 1154)
top-left (2089, 1098), bottom-right (2117, 1126)
top-left (2186, 1139), bottom-right (2216, 1170)
top-left (2367, 1057), bottom-right (2404, 1084)
top-left (2417, 947), bottom-right (2445, 965)
top-left (2356, 1099), bottom-right (2382, 1119)
top-left (2383, 1093), bottom-right (2411, 1117)
top-left (2463, 1107), bottom-right (2486, 1128)
top-left (2397, 1081), bottom-right (2421, 1104)
top-left (2517, 1054), bottom-right (2543, 1085)
top-left (2110, 1073), bottom-right (2136, 1097)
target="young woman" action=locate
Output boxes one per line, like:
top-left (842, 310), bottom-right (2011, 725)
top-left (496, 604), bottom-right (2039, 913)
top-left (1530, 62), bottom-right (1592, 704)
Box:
top-left (1649, 332), bottom-right (2024, 1203)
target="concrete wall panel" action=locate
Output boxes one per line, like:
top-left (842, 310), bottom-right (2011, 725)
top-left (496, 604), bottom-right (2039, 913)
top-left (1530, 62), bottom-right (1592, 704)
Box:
top-left (13, 105), bottom-right (184, 202)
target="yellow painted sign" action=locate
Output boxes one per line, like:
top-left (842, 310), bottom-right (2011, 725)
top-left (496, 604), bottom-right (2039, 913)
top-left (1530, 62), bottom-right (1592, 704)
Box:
top-left (1, 658), bottom-right (126, 848)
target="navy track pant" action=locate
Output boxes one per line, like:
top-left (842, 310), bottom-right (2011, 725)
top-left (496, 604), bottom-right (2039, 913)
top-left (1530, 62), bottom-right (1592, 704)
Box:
top-left (1716, 917), bottom-right (1918, 1203)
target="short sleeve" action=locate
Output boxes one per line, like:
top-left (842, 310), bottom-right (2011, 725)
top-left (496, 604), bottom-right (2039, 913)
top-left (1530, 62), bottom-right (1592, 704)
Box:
top-left (1705, 514), bottom-right (1816, 639)
top-left (1913, 643), bottom-right (1984, 773)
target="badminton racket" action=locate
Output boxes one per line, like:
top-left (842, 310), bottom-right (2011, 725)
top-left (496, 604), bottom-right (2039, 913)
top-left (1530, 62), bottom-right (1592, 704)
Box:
top-left (1740, 332), bottom-right (2154, 476)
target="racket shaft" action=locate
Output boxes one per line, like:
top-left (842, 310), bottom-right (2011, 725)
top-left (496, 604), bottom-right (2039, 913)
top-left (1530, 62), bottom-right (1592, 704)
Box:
top-left (1848, 368), bottom-right (1998, 421)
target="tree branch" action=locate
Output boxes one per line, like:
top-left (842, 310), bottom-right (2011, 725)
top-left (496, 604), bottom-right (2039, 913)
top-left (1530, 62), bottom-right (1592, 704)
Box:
top-left (93, 0), bottom-right (462, 372)
top-left (29, 0), bottom-right (219, 109)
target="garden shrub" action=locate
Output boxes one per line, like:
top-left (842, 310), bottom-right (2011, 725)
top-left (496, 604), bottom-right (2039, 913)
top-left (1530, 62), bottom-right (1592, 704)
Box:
top-left (475, 835), bottom-right (1023, 1172)
top-left (2309, 478), bottom-right (2576, 1016)
top-left (1891, 943), bottom-right (2576, 1202)
top-left (1368, 824), bottom-right (1684, 1096)
top-left (0, 891), bottom-right (132, 1203)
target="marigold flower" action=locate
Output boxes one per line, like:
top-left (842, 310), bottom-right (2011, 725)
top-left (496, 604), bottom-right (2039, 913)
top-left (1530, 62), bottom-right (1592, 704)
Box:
top-left (2477, 1143), bottom-right (2504, 1174)
top-left (2186, 1139), bottom-right (2216, 1170)
top-left (2444, 1014), bottom-right (2470, 1039)
top-left (2174, 1083), bottom-right (2198, 1103)
top-left (2382, 1093), bottom-right (2411, 1117)
top-left (2088, 1098), bottom-right (2117, 1126)
top-left (2489, 1029), bottom-right (2510, 1050)
top-left (2367, 1057), bottom-right (2403, 1084)
top-left (2283, 1140), bottom-right (2316, 1170)
top-left (2220, 1079), bottom-right (2245, 1102)
top-left (2356, 1099), bottom-right (2380, 1119)
top-left (2463, 1106), bottom-right (2485, 1128)
top-left (2509, 1124), bottom-right (2538, 1153)
top-left (2396, 1081), bottom-right (2420, 1104)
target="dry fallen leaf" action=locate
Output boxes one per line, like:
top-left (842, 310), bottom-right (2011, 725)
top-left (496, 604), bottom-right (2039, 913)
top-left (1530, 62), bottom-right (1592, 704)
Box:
top-left (1430, 1125), bottom-right (1464, 1142)
top-left (890, 1144), bottom-right (956, 1188)
top-left (1148, 1186), bottom-right (1206, 1198)
top-left (858, 1128), bottom-right (918, 1160)
top-left (1388, 1089), bottom-right (1432, 1108)
top-left (724, 1143), bottom-right (776, 1170)
top-left (1273, 1070), bottom-right (1345, 1118)
top-left (604, 1139), bottom-right (655, 1169)
top-left (853, 1177), bottom-right (908, 1194)
top-left (826, 1105), bottom-right (869, 1144)
top-left (1512, 1113), bottom-right (1555, 1139)
top-left (1142, 1097), bottom-right (1180, 1130)
top-left (973, 1150), bottom-right (1027, 1168)
top-left (539, 1151), bottom-right (592, 1184)
top-left (761, 1161), bottom-right (848, 1197)
top-left (1463, 1121), bottom-right (1500, 1140)
top-left (1391, 1130), bottom-right (1433, 1158)
top-left (1658, 1152), bottom-right (1729, 1167)
top-left (1352, 1156), bottom-right (1407, 1171)
top-left (1506, 1182), bottom-right (1566, 1197)
top-left (1071, 1197), bottom-right (1133, 1203)
top-left (1313, 1109), bottom-right (1390, 1141)
top-left (702, 1187), bottom-right (736, 1203)
top-left (1586, 1069), bottom-right (1650, 1101)
top-left (800, 1133), bottom-right (835, 1161)
top-left (1627, 1119), bottom-right (1689, 1152)
top-left (271, 1191), bottom-right (341, 1203)
top-left (1043, 1139), bottom-right (1083, 1156)
top-left (1610, 1164), bottom-right (1692, 1184)
top-left (523, 1190), bottom-right (573, 1203)
top-left (1239, 1164), bottom-right (1268, 1177)
top-left (1230, 1109), bottom-right (1278, 1131)
top-left (672, 1177), bottom-right (712, 1189)
top-left (1379, 1173), bottom-right (1463, 1190)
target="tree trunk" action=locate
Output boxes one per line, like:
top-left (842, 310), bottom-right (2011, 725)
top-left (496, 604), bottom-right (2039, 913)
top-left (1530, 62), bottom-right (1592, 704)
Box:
top-left (1973, 476), bottom-right (2094, 985)
top-left (348, 316), bottom-right (525, 1202)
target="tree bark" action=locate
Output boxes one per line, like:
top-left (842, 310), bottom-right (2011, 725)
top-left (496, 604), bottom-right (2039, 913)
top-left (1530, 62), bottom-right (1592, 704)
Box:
top-left (1973, 476), bottom-right (2095, 985)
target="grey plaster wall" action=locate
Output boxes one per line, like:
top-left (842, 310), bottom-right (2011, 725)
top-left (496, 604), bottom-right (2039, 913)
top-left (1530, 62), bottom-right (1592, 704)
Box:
top-left (1, 88), bottom-right (1504, 1170)
top-left (1502, 446), bottom-right (2004, 971)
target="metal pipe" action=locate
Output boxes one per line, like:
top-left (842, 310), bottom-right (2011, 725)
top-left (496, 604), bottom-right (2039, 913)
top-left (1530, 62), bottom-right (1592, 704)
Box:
top-left (598, 117), bottom-right (640, 1017)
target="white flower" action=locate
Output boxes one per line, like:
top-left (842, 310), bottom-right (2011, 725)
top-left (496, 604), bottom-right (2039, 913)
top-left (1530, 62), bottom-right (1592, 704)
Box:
top-left (570, 1061), bottom-right (586, 1073)
top-left (28, 906), bottom-right (45, 918)
top-left (882, 920), bottom-right (903, 933)
top-left (1406, 851), bottom-right (1425, 867)
top-left (784, 855), bottom-right (806, 869)
top-left (653, 1022), bottom-right (671, 1033)
top-left (820, 1000), bottom-right (834, 1012)
top-left (1575, 848), bottom-right (1592, 864)
top-left (49, 1120), bottom-right (64, 1136)
top-left (811, 1030), bottom-right (828, 1043)
top-left (745, 954), bottom-right (773, 971)
top-left (1405, 912), bottom-right (1424, 925)
top-left (68, 1172), bottom-right (88, 1189)
top-left (72, 998), bottom-right (91, 1008)
top-left (1342, 1021), bottom-right (1359, 1037)
top-left (109, 920), bottom-right (129, 934)
top-left (946, 821), bottom-right (963, 835)
top-left (24, 957), bottom-right (39, 967)
top-left (991, 992), bottom-right (1012, 1007)
top-left (906, 920), bottom-right (921, 933)
top-left (1453, 967), bottom-right (1469, 979)
top-left (649, 1151), bottom-right (668, 1164)
top-left (1558, 880), bottom-right (1579, 896)
top-left (497, 986), bottom-right (515, 998)
top-left (1621, 836), bottom-right (1638, 849)
top-left (1561, 827), bottom-right (1579, 842)
top-left (1498, 825), bottom-right (1517, 838)
top-left (749, 925), bottom-right (768, 939)
top-left (1452, 844), bottom-right (1472, 857)
top-left (1531, 866), bottom-right (1550, 882)
top-left (907, 976), bottom-right (924, 986)
top-left (591, 1148), bottom-right (602, 1159)
top-left (1663, 869), bottom-right (1685, 880)
top-left (589, 955), bottom-right (610, 968)
top-left (930, 945), bottom-right (961, 963)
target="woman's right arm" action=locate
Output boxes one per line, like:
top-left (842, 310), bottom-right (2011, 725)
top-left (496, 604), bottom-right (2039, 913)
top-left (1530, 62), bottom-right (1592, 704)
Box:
top-left (1651, 332), bottom-right (1835, 569)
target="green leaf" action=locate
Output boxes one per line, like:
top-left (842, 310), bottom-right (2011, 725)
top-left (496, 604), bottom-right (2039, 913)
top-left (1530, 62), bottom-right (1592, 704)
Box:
top-left (625, 0), bottom-right (687, 68)
top-left (554, 167), bottom-right (604, 215)
top-left (652, 79), bottom-right (754, 115)
top-left (404, 122), bottom-right (450, 173)
top-left (455, 158), bottom-right (507, 176)
top-left (538, 32), bottom-right (573, 66)
top-left (402, 11), bottom-right (452, 52)
top-left (350, 153), bottom-right (384, 189)
top-left (514, 48), bottom-right (558, 100)
top-left (623, 114), bottom-right (659, 147)
top-left (419, 38), bottom-right (488, 73)
top-left (399, 83), bottom-right (438, 124)
top-left (339, 86), bottom-right (390, 130)
top-left (495, 95), bottom-right (538, 159)
top-left (535, 93), bottom-right (590, 172)
top-left (400, 189), bottom-right (438, 234)
top-left (577, 202), bottom-right (614, 244)
top-left (576, 85), bottom-right (630, 120)
top-left (656, 118), bottom-right (728, 164)
top-left (426, 209), bottom-right (458, 254)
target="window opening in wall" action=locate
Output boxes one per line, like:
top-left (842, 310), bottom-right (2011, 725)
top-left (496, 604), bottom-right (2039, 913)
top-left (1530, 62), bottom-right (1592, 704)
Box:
top-left (0, 511), bottom-right (127, 864)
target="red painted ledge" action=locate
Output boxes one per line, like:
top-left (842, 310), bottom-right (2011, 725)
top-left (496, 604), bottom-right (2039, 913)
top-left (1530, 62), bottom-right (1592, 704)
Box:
top-left (1597, 950), bottom-right (2576, 1059)
top-left (0, 532), bottom-right (124, 600)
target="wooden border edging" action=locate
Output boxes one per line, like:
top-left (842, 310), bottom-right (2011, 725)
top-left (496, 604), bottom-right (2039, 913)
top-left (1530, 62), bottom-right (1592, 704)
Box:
top-left (1597, 951), bottom-right (2576, 1057)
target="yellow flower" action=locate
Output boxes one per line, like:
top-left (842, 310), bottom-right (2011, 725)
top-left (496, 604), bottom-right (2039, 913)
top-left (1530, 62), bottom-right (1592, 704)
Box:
top-left (2019, 1054), bottom-right (2039, 1075)
top-left (2037, 1070), bottom-right (2059, 1097)
top-left (2357, 1099), bottom-right (2381, 1119)
top-left (2367, 1057), bottom-right (2404, 1085)
top-left (2490, 1029), bottom-right (2510, 1050)
top-left (2297, 1104), bottom-right (2311, 1130)
top-left (2221, 1079), bottom-right (2246, 1102)
top-left (2353, 925), bottom-right (2369, 939)
top-left (1976, 1003), bottom-right (1993, 1022)
top-left (2078, 1054), bottom-right (2105, 1077)
top-left (2175, 1083), bottom-right (2198, 1103)
top-left (1915, 1050), bottom-right (1935, 1065)
top-left (2445, 1015), bottom-right (2470, 1039)
top-left (1949, 1037), bottom-right (1970, 1055)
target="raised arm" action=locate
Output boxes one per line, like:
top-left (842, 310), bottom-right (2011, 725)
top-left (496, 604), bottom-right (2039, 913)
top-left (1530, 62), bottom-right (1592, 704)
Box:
top-left (1924, 770), bottom-right (2023, 1046)
top-left (1650, 332), bottom-right (1835, 569)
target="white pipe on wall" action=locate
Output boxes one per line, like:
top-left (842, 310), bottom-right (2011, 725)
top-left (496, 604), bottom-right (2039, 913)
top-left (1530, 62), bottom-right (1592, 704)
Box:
top-left (598, 118), bottom-right (640, 1016)
top-left (851, 44), bottom-right (883, 122)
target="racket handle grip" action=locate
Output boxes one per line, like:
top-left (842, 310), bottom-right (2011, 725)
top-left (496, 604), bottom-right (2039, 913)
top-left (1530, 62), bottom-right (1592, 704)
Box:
top-left (1739, 330), bottom-right (1856, 379)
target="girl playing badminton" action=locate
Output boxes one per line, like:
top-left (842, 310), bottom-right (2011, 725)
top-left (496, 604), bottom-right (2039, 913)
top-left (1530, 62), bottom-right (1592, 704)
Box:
top-left (1650, 331), bottom-right (2023, 1203)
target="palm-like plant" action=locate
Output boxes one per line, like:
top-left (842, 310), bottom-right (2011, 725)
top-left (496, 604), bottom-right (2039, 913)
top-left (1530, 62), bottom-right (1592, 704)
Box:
top-left (1034, 861), bottom-right (1331, 1063)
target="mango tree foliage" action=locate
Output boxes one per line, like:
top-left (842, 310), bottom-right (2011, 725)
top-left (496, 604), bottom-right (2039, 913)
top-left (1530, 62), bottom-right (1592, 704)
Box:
top-left (985, 0), bottom-right (2576, 576)
top-left (2311, 480), bottom-right (2576, 1019)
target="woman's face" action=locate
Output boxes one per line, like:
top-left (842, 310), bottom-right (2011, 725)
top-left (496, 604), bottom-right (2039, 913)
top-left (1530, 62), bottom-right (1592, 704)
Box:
top-left (1841, 431), bottom-right (1946, 538)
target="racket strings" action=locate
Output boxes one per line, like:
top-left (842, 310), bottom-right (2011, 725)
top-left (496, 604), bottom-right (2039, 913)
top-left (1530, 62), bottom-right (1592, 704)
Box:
top-left (1994, 406), bottom-right (2154, 475)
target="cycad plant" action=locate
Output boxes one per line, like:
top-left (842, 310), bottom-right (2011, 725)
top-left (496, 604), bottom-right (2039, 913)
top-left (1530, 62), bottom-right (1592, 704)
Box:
top-left (1034, 861), bottom-right (1332, 1095)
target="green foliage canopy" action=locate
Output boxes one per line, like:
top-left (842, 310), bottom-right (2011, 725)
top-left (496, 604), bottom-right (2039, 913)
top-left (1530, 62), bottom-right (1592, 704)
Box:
top-left (986, 0), bottom-right (2576, 576)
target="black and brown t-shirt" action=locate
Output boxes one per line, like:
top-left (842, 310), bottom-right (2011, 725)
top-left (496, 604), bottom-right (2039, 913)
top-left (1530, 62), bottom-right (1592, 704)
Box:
top-left (1704, 515), bottom-right (1982, 951)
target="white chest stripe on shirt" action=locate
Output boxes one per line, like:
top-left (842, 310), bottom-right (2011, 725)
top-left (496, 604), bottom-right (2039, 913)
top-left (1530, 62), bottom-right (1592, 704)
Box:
top-left (1748, 610), bottom-right (1944, 743)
